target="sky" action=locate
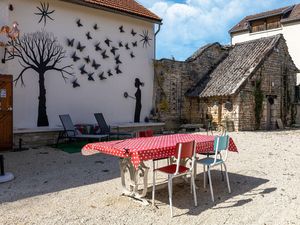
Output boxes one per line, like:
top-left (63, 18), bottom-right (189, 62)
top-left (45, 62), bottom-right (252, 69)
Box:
top-left (138, 0), bottom-right (300, 60)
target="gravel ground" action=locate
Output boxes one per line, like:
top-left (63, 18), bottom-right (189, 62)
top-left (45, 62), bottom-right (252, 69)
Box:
top-left (0, 130), bottom-right (300, 225)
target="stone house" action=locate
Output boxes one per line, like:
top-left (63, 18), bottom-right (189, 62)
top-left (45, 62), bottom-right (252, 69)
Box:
top-left (154, 34), bottom-right (298, 131)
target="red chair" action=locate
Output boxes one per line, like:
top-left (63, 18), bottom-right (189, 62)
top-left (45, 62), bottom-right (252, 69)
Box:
top-left (152, 140), bottom-right (197, 217)
top-left (137, 129), bottom-right (154, 137)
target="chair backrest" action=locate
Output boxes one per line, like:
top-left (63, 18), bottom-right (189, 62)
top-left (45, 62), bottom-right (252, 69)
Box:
top-left (137, 129), bottom-right (154, 137)
top-left (94, 113), bottom-right (110, 134)
top-left (59, 114), bottom-right (76, 137)
top-left (214, 135), bottom-right (229, 152)
top-left (174, 140), bottom-right (196, 175)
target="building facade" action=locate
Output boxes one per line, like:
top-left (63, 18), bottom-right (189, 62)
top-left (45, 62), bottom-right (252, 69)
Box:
top-left (154, 35), bottom-right (298, 131)
top-left (0, 0), bottom-right (161, 130)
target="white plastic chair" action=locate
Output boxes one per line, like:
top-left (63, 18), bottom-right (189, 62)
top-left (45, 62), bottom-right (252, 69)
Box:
top-left (152, 140), bottom-right (197, 217)
top-left (197, 135), bottom-right (231, 202)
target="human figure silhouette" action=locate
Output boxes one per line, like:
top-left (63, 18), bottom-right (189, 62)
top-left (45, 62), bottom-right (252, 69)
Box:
top-left (134, 78), bottom-right (144, 122)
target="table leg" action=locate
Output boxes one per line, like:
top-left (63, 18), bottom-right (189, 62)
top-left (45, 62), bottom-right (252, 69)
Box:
top-left (119, 158), bottom-right (150, 205)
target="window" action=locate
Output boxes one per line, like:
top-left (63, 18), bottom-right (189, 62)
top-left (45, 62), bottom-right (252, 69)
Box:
top-left (250, 15), bottom-right (281, 33)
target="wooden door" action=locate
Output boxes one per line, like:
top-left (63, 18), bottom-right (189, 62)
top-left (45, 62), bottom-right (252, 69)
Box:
top-left (0, 75), bottom-right (13, 150)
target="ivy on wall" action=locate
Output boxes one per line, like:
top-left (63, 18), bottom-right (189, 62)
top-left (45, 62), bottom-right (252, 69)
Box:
top-left (253, 78), bottom-right (264, 130)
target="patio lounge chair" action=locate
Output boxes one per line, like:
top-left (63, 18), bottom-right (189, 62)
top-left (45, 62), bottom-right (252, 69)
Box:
top-left (94, 113), bottom-right (133, 139)
top-left (56, 114), bottom-right (108, 146)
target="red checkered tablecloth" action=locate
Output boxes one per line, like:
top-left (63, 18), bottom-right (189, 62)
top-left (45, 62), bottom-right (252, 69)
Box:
top-left (82, 134), bottom-right (238, 169)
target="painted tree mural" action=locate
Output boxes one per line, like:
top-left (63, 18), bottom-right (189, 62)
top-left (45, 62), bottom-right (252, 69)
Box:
top-left (4, 30), bottom-right (73, 126)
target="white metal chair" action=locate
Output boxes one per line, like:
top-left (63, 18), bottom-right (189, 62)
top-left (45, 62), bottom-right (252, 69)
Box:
top-left (197, 135), bottom-right (231, 202)
top-left (152, 140), bottom-right (197, 217)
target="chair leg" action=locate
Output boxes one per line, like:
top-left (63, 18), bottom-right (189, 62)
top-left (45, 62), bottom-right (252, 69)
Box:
top-left (207, 166), bottom-right (214, 202)
top-left (219, 154), bottom-right (224, 181)
top-left (152, 170), bottom-right (156, 206)
top-left (223, 163), bottom-right (231, 193)
top-left (203, 165), bottom-right (206, 188)
top-left (191, 173), bottom-right (197, 206)
top-left (168, 176), bottom-right (173, 217)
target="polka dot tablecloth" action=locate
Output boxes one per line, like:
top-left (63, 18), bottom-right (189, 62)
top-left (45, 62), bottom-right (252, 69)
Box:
top-left (82, 134), bottom-right (238, 169)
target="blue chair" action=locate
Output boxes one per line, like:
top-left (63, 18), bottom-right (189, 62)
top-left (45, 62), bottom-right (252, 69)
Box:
top-left (197, 135), bottom-right (231, 202)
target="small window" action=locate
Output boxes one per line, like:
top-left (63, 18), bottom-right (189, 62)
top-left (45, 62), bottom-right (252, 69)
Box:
top-left (250, 16), bottom-right (282, 33)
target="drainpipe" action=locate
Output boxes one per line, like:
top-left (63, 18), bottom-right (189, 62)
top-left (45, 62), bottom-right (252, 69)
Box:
top-left (154, 23), bottom-right (161, 60)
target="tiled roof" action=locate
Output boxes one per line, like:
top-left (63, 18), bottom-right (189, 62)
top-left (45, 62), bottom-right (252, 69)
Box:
top-left (187, 35), bottom-right (283, 98)
top-left (229, 4), bottom-right (299, 34)
top-left (185, 43), bottom-right (220, 62)
top-left (62, 0), bottom-right (162, 23)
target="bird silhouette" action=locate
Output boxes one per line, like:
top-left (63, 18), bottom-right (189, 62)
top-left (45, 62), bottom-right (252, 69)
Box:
top-left (115, 55), bottom-right (122, 64)
top-left (71, 52), bottom-right (80, 62)
top-left (76, 19), bottom-right (83, 27)
top-left (118, 41), bottom-right (123, 47)
top-left (92, 60), bottom-right (101, 70)
top-left (67, 38), bottom-right (74, 47)
top-left (84, 56), bottom-right (91, 64)
top-left (125, 43), bottom-right (130, 50)
top-left (115, 65), bottom-right (122, 74)
top-left (79, 65), bottom-right (87, 74)
top-left (93, 24), bottom-right (98, 30)
top-left (86, 32), bottom-right (92, 40)
top-left (107, 69), bottom-right (113, 76)
top-left (131, 29), bottom-right (137, 36)
top-left (104, 38), bottom-right (112, 47)
top-left (88, 72), bottom-right (95, 81)
top-left (119, 25), bottom-right (125, 33)
top-left (95, 42), bottom-right (102, 51)
top-left (77, 42), bottom-right (86, 52)
top-left (132, 41), bottom-right (137, 47)
top-left (72, 79), bottom-right (80, 88)
top-left (130, 52), bottom-right (135, 58)
top-left (101, 50), bottom-right (109, 59)
top-left (99, 72), bottom-right (107, 80)
top-left (110, 46), bottom-right (118, 55)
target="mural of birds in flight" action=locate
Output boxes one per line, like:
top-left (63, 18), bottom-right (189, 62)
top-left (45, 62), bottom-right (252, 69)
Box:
top-left (119, 25), bottom-right (125, 33)
top-left (131, 29), bottom-right (137, 36)
top-left (77, 42), bottom-right (86, 52)
top-left (118, 41), bottom-right (123, 47)
top-left (88, 72), bottom-right (95, 81)
top-left (101, 50), bottom-right (109, 59)
top-left (130, 52), bottom-right (135, 58)
top-left (71, 52), bottom-right (80, 62)
top-left (125, 43), bottom-right (130, 50)
top-left (115, 65), bottom-right (122, 74)
top-left (92, 60), bottom-right (101, 70)
top-left (72, 79), bottom-right (80, 88)
top-left (86, 32), bottom-right (92, 40)
top-left (132, 41), bottom-right (137, 47)
top-left (99, 72), bottom-right (107, 80)
top-left (76, 19), bottom-right (83, 27)
top-left (95, 42), bottom-right (102, 51)
top-left (84, 56), bottom-right (91, 64)
top-left (105, 38), bottom-right (112, 47)
top-left (79, 65), bottom-right (87, 75)
top-left (107, 70), bottom-right (113, 76)
top-left (93, 24), bottom-right (99, 30)
top-left (115, 55), bottom-right (122, 64)
top-left (67, 38), bottom-right (74, 47)
top-left (110, 46), bottom-right (118, 55)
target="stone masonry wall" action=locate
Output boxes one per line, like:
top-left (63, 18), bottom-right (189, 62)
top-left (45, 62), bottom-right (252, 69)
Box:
top-left (153, 44), bottom-right (229, 129)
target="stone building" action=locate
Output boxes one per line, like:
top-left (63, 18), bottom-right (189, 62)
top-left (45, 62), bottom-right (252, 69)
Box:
top-left (154, 34), bottom-right (298, 131)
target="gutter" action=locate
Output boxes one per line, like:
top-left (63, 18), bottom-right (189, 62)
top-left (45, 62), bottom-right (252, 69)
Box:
top-left (154, 23), bottom-right (161, 60)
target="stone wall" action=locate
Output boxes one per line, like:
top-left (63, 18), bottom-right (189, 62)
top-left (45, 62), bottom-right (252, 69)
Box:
top-left (154, 39), bottom-right (297, 131)
top-left (153, 43), bottom-right (229, 129)
top-left (237, 38), bottom-right (297, 130)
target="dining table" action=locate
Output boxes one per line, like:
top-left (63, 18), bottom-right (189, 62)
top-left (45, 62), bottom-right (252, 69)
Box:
top-left (81, 133), bottom-right (238, 204)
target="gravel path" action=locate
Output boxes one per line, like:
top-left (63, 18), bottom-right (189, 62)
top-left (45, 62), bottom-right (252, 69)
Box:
top-left (1, 130), bottom-right (300, 225)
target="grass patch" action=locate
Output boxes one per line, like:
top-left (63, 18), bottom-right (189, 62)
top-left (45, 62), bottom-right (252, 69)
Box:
top-left (56, 141), bottom-right (91, 154)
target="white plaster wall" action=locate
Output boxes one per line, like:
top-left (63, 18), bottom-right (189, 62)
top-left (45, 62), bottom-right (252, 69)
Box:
top-left (232, 23), bottom-right (300, 84)
top-left (1, 0), bottom-right (156, 129)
